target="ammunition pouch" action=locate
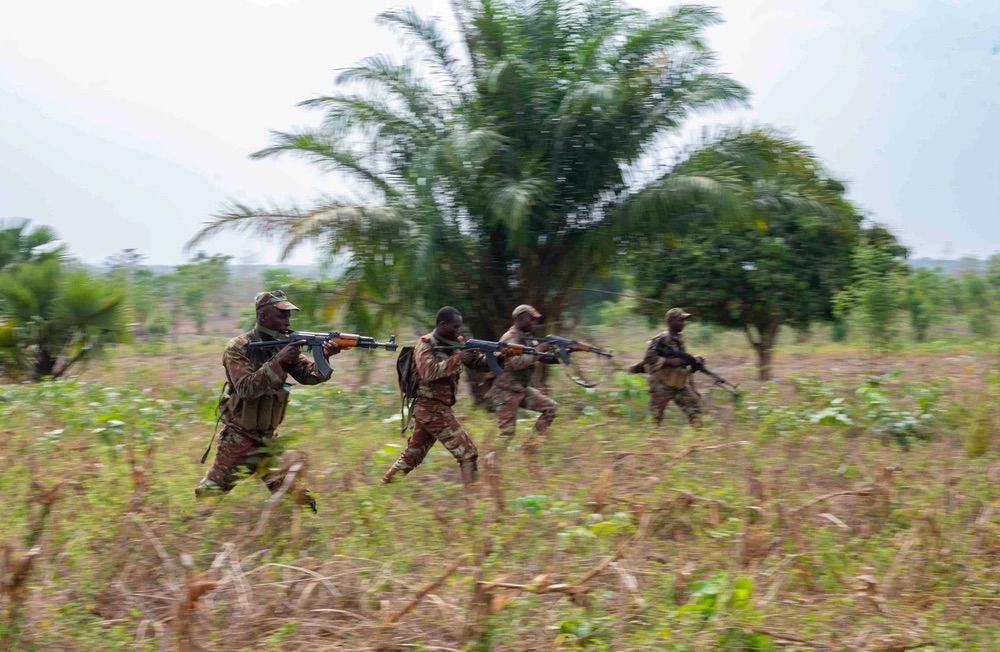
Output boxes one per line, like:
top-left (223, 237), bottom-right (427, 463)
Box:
top-left (222, 383), bottom-right (290, 433)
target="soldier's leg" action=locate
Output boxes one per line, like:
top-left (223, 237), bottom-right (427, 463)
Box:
top-left (195, 429), bottom-right (260, 498)
top-left (648, 380), bottom-right (672, 426)
top-left (433, 410), bottom-right (479, 484)
top-left (673, 385), bottom-right (703, 426)
top-left (383, 417), bottom-right (436, 483)
top-left (259, 447), bottom-right (317, 512)
top-left (492, 387), bottom-right (525, 441)
top-left (522, 387), bottom-right (558, 435)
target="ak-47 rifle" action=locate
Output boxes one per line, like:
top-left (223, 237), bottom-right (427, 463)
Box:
top-left (535, 335), bottom-right (614, 387)
top-left (653, 338), bottom-right (739, 393)
top-left (431, 339), bottom-right (542, 377)
top-left (248, 331), bottom-right (397, 377)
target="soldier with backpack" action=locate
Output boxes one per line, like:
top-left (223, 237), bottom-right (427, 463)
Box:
top-left (383, 306), bottom-right (495, 485)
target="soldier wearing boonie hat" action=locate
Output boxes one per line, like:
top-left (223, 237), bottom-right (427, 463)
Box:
top-left (194, 289), bottom-right (340, 512)
top-left (484, 303), bottom-right (559, 451)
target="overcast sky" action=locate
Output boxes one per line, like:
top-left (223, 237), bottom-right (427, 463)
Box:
top-left (2, 0), bottom-right (998, 265)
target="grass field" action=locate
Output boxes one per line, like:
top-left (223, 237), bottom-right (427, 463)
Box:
top-left (1, 319), bottom-right (998, 651)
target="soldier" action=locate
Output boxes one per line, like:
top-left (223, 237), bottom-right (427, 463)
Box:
top-left (194, 290), bottom-right (341, 511)
top-left (381, 306), bottom-right (492, 485)
top-left (485, 304), bottom-right (558, 451)
top-left (640, 307), bottom-right (703, 426)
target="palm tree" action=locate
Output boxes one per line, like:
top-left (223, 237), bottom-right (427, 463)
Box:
top-left (0, 219), bottom-right (65, 271)
top-left (0, 260), bottom-right (128, 380)
top-left (189, 0), bottom-right (750, 339)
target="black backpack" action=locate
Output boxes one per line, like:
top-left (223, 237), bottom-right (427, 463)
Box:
top-left (396, 346), bottom-right (419, 432)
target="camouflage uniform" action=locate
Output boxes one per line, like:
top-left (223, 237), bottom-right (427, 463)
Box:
top-left (642, 329), bottom-right (702, 425)
top-left (485, 325), bottom-right (558, 443)
top-left (196, 293), bottom-right (333, 506)
top-left (383, 332), bottom-right (488, 484)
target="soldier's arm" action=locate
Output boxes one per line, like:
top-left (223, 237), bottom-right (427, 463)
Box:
top-left (498, 330), bottom-right (538, 372)
top-left (285, 350), bottom-right (332, 385)
top-left (225, 341), bottom-right (287, 399)
top-left (642, 337), bottom-right (682, 371)
top-left (415, 341), bottom-right (465, 382)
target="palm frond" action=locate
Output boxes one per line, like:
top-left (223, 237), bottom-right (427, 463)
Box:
top-left (376, 7), bottom-right (471, 101)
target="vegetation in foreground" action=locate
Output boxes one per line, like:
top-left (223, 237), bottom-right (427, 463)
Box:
top-left (1, 328), bottom-right (998, 651)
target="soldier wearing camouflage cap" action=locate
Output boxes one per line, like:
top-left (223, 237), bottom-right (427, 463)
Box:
top-left (484, 304), bottom-right (559, 452)
top-left (635, 307), bottom-right (703, 425)
top-left (194, 290), bottom-right (341, 512)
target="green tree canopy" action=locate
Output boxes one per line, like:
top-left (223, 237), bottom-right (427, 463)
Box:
top-left (632, 128), bottom-right (865, 379)
top-left (0, 259), bottom-right (128, 380)
top-left (188, 0), bottom-right (749, 337)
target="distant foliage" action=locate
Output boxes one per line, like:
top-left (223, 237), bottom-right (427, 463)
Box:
top-left (835, 243), bottom-right (907, 355)
top-left (0, 259), bottom-right (128, 380)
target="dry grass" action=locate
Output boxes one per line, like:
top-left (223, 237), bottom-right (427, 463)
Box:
top-left (0, 323), bottom-right (998, 651)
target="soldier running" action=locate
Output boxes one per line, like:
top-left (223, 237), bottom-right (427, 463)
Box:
top-left (381, 306), bottom-right (492, 485)
top-left (484, 304), bottom-right (559, 451)
top-left (195, 290), bottom-right (341, 511)
top-left (637, 307), bottom-right (703, 426)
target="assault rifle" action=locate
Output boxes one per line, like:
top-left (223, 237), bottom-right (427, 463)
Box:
top-left (432, 339), bottom-right (542, 377)
top-left (248, 331), bottom-right (397, 377)
top-left (536, 335), bottom-right (613, 364)
top-left (535, 335), bottom-right (613, 388)
top-left (654, 339), bottom-right (739, 393)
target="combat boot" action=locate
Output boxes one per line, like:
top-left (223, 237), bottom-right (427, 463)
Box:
top-left (381, 465), bottom-right (406, 485)
top-left (459, 459), bottom-right (479, 485)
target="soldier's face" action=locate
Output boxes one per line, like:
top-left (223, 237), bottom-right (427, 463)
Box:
top-left (668, 316), bottom-right (686, 332)
top-left (514, 313), bottom-right (535, 332)
top-left (438, 316), bottom-right (463, 341)
top-left (260, 306), bottom-right (292, 332)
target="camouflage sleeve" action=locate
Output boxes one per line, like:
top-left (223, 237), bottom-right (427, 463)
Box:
top-left (285, 350), bottom-right (332, 385)
top-left (499, 329), bottom-right (538, 372)
top-left (224, 341), bottom-right (287, 399)
top-left (642, 337), bottom-right (667, 372)
top-left (415, 340), bottom-right (465, 382)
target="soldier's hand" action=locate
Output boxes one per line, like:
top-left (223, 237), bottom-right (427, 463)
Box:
top-left (322, 340), bottom-right (341, 358)
top-left (694, 355), bottom-right (705, 365)
top-left (459, 348), bottom-right (481, 365)
top-left (535, 341), bottom-right (553, 353)
top-left (275, 340), bottom-right (306, 366)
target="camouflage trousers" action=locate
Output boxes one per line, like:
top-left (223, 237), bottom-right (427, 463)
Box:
top-left (649, 379), bottom-right (701, 425)
top-left (196, 426), bottom-right (304, 496)
top-left (389, 400), bottom-right (478, 474)
top-left (486, 384), bottom-right (558, 439)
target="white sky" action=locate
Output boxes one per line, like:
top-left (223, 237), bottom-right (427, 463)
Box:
top-left (1, 0), bottom-right (998, 265)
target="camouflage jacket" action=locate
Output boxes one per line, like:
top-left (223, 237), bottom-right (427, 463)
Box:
top-left (493, 326), bottom-right (540, 390)
top-left (414, 332), bottom-right (489, 406)
top-left (642, 330), bottom-right (691, 388)
top-left (220, 327), bottom-right (331, 433)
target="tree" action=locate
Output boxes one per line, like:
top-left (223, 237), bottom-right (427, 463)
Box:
top-left (632, 129), bottom-right (864, 380)
top-left (963, 271), bottom-right (994, 339)
top-left (834, 243), bottom-right (907, 356)
top-left (905, 268), bottom-right (945, 342)
top-left (0, 260), bottom-right (128, 380)
top-left (174, 253), bottom-right (232, 334)
top-left (0, 219), bottom-right (65, 271)
top-left (187, 0), bottom-right (749, 340)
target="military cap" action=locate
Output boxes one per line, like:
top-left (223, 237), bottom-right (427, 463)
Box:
top-left (512, 304), bottom-right (542, 319)
top-left (254, 290), bottom-right (299, 311)
top-left (665, 307), bottom-right (692, 321)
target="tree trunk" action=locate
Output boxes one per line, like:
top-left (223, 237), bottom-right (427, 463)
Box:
top-left (744, 321), bottom-right (780, 381)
